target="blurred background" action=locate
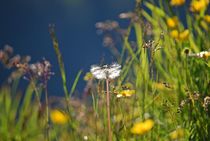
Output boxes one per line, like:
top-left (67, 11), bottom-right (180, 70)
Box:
top-left (0, 0), bottom-right (134, 97)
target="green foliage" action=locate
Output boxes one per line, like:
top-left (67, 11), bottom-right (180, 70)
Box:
top-left (0, 84), bottom-right (44, 141)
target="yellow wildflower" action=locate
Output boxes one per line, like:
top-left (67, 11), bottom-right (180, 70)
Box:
top-left (116, 89), bottom-right (135, 98)
top-left (131, 119), bottom-right (154, 135)
top-left (190, 0), bottom-right (209, 12)
top-left (167, 17), bottom-right (179, 28)
top-left (170, 29), bottom-right (189, 41)
top-left (170, 30), bottom-right (179, 39)
top-left (204, 15), bottom-right (210, 23)
top-left (169, 128), bottom-right (184, 140)
top-left (170, 0), bottom-right (185, 6)
top-left (179, 29), bottom-right (189, 41)
top-left (50, 109), bottom-right (69, 124)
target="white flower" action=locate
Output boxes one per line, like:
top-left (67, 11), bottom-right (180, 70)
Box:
top-left (90, 65), bottom-right (107, 79)
top-left (83, 135), bottom-right (88, 140)
top-left (90, 63), bottom-right (121, 80)
top-left (188, 51), bottom-right (210, 58)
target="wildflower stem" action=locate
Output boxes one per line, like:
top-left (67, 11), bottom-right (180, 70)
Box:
top-left (44, 83), bottom-right (50, 141)
top-left (30, 78), bottom-right (41, 109)
top-left (106, 79), bottom-right (112, 141)
top-left (49, 25), bottom-right (72, 125)
top-left (27, 72), bottom-right (41, 109)
top-left (49, 26), bottom-right (69, 98)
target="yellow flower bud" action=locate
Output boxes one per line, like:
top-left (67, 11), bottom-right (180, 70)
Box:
top-left (190, 0), bottom-right (209, 12)
top-left (119, 89), bottom-right (135, 97)
top-left (170, 30), bottom-right (179, 39)
top-left (50, 109), bottom-right (69, 124)
top-left (179, 29), bottom-right (189, 41)
top-left (131, 119), bottom-right (154, 135)
top-left (204, 15), bottom-right (210, 23)
top-left (167, 17), bottom-right (179, 28)
top-left (170, 0), bottom-right (185, 6)
top-left (170, 128), bottom-right (184, 140)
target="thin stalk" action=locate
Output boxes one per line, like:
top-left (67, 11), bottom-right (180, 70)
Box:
top-left (45, 82), bottom-right (50, 141)
top-left (31, 79), bottom-right (42, 109)
top-left (49, 26), bottom-right (71, 114)
top-left (28, 73), bottom-right (42, 109)
top-left (149, 49), bottom-right (154, 141)
top-left (106, 79), bottom-right (112, 141)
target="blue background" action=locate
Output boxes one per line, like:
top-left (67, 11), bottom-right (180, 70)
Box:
top-left (0, 0), bottom-right (134, 97)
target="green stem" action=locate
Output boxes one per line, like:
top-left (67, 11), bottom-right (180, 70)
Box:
top-left (106, 79), bottom-right (112, 141)
top-left (45, 83), bottom-right (50, 141)
top-left (30, 78), bottom-right (41, 109)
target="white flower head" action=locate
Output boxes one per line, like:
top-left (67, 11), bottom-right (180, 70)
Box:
top-left (188, 51), bottom-right (210, 58)
top-left (83, 135), bottom-right (88, 140)
top-left (90, 63), bottom-right (121, 80)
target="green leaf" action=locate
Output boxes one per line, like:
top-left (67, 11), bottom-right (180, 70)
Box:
top-left (144, 2), bottom-right (166, 17)
top-left (69, 70), bottom-right (82, 97)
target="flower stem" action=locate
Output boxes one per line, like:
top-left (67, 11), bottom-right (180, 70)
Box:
top-left (45, 83), bottom-right (50, 141)
top-left (106, 79), bottom-right (112, 141)
top-left (29, 75), bottom-right (42, 109)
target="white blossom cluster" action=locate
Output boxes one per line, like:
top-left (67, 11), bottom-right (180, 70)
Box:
top-left (188, 51), bottom-right (210, 58)
top-left (90, 63), bottom-right (121, 80)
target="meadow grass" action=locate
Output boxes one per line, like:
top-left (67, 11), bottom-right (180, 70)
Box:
top-left (0, 0), bottom-right (210, 140)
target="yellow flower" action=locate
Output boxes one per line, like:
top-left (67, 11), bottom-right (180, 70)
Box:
top-left (179, 29), bottom-right (189, 41)
top-left (170, 0), bottom-right (185, 6)
top-left (50, 109), bottom-right (69, 124)
top-left (170, 29), bottom-right (190, 41)
top-left (131, 119), bottom-right (154, 135)
top-left (204, 15), bottom-right (210, 23)
top-left (169, 128), bottom-right (184, 140)
top-left (116, 89), bottom-right (135, 98)
top-left (167, 17), bottom-right (179, 28)
top-left (170, 30), bottom-right (179, 39)
top-left (190, 0), bottom-right (209, 12)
